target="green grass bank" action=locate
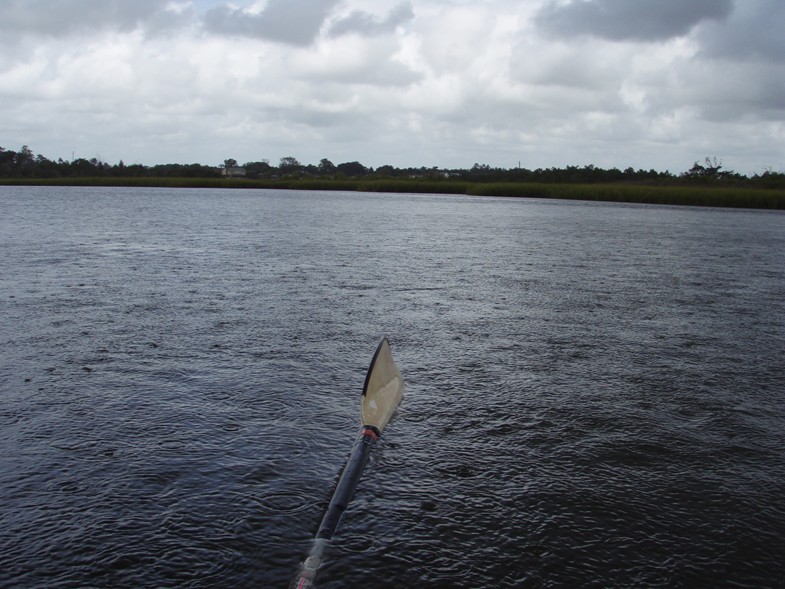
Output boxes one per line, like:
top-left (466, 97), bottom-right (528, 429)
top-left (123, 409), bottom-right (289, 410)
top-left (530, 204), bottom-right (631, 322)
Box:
top-left (2, 176), bottom-right (784, 209)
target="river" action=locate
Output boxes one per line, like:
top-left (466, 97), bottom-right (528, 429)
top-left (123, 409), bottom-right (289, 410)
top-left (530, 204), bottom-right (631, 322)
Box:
top-left (1, 186), bottom-right (784, 588)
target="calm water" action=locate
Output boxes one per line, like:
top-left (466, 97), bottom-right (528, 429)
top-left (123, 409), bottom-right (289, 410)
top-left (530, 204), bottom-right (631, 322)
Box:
top-left (1, 186), bottom-right (784, 588)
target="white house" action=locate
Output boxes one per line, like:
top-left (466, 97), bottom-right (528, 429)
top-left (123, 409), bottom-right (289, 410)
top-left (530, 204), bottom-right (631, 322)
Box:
top-left (222, 166), bottom-right (246, 178)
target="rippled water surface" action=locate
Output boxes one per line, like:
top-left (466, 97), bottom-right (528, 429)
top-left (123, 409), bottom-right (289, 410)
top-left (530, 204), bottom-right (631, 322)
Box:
top-left (1, 186), bottom-right (784, 588)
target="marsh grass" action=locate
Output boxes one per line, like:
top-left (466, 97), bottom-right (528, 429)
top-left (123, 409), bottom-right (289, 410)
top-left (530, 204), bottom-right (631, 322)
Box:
top-left (466, 182), bottom-right (785, 208)
top-left (2, 177), bottom-right (783, 209)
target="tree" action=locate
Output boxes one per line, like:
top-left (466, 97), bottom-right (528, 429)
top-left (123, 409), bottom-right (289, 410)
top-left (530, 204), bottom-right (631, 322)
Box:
top-left (279, 156), bottom-right (302, 175)
top-left (223, 158), bottom-right (238, 169)
top-left (15, 145), bottom-right (35, 167)
top-left (374, 164), bottom-right (397, 177)
top-left (34, 154), bottom-right (59, 178)
top-left (279, 156), bottom-right (300, 167)
top-left (70, 158), bottom-right (99, 176)
top-left (0, 147), bottom-right (16, 174)
top-left (684, 156), bottom-right (735, 180)
top-left (336, 161), bottom-right (367, 177)
top-left (243, 160), bottom-right (272, 179)
top-left (318, 158), bottom-right (336, 175)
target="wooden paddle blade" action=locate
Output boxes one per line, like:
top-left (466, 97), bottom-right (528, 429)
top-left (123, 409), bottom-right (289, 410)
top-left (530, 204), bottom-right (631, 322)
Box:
top-left (361, 337), bottom-right (404, 432)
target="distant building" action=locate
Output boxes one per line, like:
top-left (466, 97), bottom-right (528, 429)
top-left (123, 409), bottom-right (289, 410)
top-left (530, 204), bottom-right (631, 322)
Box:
top-left (222, 166), bottom-right (246, 178)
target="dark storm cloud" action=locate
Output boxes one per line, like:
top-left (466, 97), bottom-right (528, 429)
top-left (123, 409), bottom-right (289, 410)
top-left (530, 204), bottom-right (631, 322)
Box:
top-left (0, 0), bottom-right (176, 38)
top-left (536, 0), bottom-right (734, 42)
top-left (328, 3), bottom-right (415, 38)
top-left (203, 0), bottom-right (340, 46)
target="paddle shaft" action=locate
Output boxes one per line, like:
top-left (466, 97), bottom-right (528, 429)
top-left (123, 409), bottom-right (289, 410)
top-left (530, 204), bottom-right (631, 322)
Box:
top-left (293, 426), bottom-right (379, 589)
top-left (317, 425), bottom-right (379, 539)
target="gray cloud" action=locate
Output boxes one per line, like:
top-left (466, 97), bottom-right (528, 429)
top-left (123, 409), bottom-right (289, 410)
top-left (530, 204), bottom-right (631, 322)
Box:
top-left (0, 0), bottom-right (176, 38)
top-left (203, 0), bottom-right (340, 46)
top-left (696, 0), bottom-right (785, 63)
top-left (1, 0), bottom-right (783, 175)
top-left (536, 0), bottom-right (734, 42)
top-left (328, 3), bottom-right (415, 38)
top-left (675, 62), bottom-right (785, 122)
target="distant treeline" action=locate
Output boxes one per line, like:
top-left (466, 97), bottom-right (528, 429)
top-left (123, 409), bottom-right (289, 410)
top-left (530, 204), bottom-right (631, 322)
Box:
top-left (3, 145), bottom-right (785, 189)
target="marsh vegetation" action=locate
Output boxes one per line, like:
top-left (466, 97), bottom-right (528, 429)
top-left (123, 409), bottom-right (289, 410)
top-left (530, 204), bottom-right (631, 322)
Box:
top-left (2, 146), bottom-right (783, 209)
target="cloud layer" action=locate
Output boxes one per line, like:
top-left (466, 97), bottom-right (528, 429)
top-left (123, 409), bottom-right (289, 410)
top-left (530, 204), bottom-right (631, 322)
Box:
top-left (536, 0), bottom-right (734, 42)
top-left (1, 0), bottom-right (783, 174)
top-left (0, 0), bottom-right (180, 38)
top-left (204, 0), bottom-right (341, 46)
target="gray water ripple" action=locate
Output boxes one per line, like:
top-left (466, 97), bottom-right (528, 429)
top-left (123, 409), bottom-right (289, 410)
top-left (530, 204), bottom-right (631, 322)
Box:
top-left (2, 187), bottom-right (785, 588)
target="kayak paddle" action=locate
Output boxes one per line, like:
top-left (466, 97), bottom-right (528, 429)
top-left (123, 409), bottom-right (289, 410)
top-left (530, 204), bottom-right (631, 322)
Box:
top-left (292, 337), bottom-right (404, 589)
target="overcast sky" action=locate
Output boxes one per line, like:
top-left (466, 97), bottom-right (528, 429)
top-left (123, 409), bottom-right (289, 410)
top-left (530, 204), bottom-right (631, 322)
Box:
top-left (1, 0), bottom-right (783, 174)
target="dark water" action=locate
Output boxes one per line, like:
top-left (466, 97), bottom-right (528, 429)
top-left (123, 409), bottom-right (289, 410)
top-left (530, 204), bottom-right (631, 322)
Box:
top-left (1, 186), bottom-right (784, 588)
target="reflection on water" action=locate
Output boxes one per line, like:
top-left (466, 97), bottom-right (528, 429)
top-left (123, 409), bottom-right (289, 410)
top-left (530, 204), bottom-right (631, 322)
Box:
top-left (1, 187), bottom-right (784, 588)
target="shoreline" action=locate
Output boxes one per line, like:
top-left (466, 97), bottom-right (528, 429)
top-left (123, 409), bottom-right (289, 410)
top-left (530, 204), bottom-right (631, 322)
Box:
top-left (2, 176), bottom-right (783, 210)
